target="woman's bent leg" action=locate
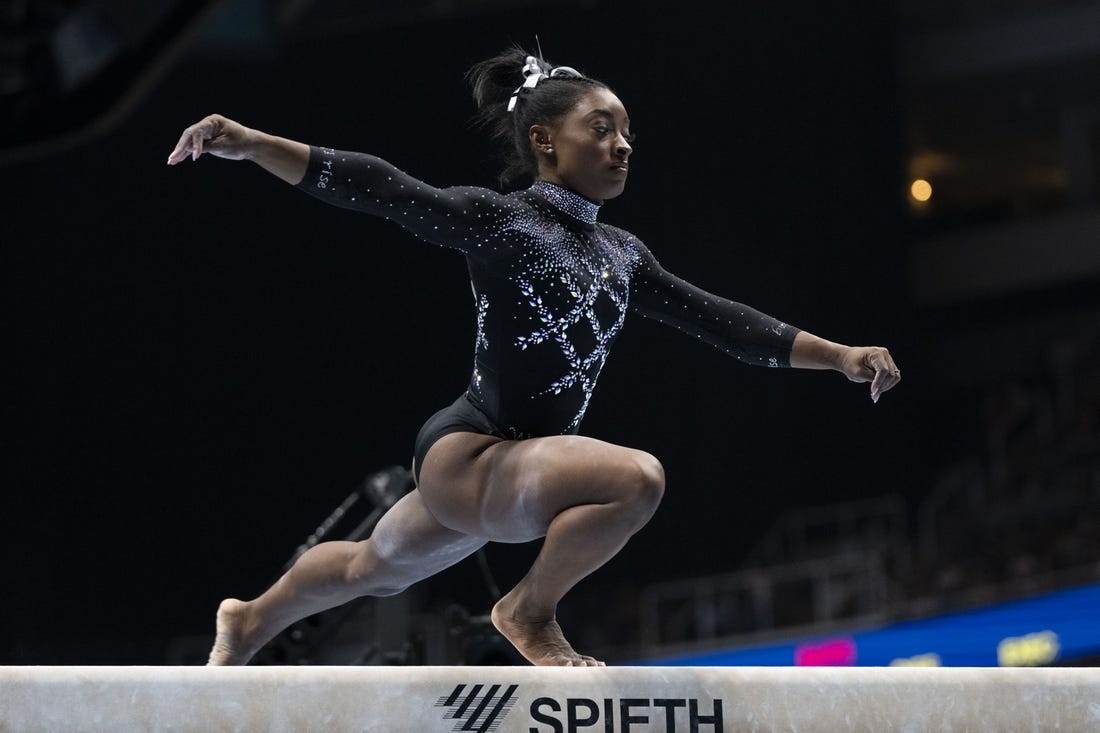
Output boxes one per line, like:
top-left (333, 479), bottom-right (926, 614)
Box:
top-left (418, 433), bottom-right (665, 666)
top-left (207, 488), bottom-right (486, 665)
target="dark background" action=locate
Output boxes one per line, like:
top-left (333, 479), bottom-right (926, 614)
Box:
top-left (4, 0), bottom-right (1096, 664)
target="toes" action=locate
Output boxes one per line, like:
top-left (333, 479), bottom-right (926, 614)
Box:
top-left (541, 654), bottom-right (575, 667)
top-left (558, 655), bottom-right (603, 667)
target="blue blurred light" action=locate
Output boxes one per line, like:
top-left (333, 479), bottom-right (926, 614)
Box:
top-left (641, 582), bottom-right (1100, 667)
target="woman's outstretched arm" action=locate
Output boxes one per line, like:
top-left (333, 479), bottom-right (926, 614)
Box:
top-left (628, 239), bottom-right (901, 403)
top-left (788, 331), bottom-right (901, 403)
top-left (166, 114), bottom-right (515, 254)
top-left (166, 114), bottom-right (309, 184)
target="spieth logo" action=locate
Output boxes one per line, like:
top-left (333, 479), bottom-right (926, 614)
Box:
top-left (437, 683), bottom-right (725, 732)
top-left (436, 683), bottom-right (519, 733)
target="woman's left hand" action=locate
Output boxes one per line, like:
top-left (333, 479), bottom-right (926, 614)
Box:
top-left (837, 346), bottom-right (901, 404)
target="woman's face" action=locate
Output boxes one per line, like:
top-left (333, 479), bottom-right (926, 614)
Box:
top-left (534, 87), bottom-right (634, 203)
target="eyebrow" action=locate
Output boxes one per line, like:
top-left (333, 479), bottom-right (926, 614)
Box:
top-left (586, 109), bottom-right (631, 125)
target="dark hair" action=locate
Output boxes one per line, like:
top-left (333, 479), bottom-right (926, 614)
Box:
top-left (465, 45), bottom-right (608, 189)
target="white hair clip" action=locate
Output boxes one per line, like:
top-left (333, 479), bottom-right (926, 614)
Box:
top-left (507, 55), bottom-right (582, 112)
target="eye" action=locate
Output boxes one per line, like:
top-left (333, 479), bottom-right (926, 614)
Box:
top-left (624, 132), bottom-right (637, 144)
top-left (593, 126), bottom-right (610, 137)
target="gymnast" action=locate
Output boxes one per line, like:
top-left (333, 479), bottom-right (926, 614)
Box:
top-left (166, 45), bottom-right (901, 667)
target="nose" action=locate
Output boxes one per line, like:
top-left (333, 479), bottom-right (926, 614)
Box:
top-left (615, 132), bottom-right (631, 160)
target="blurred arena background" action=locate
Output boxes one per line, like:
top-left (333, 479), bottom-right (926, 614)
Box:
top-left (3, 0), bottom-right (1098, 667)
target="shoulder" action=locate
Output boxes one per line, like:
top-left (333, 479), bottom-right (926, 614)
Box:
top-left (434, 184), bottom-right (520, 209)
top-left (598, 222), bottom-right (643, 246)
top-left (596, 223), bottom-right (654, 267)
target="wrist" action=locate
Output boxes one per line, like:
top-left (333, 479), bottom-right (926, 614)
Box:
top-left (791, 331), bottom-right (849, 370)
top-left (827, 342), bottom-right (851, 371)
top-left (241, 127), bottom-right (265, 162)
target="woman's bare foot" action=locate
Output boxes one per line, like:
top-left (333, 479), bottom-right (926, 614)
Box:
top-left (491, 590), bottom-right (604, 667)
top-left (206, 598), bottom-right (263, 666)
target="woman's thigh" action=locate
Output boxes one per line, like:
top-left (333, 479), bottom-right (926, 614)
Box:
top-left (366, 487), bottom-right (488, 584)
top-left (417, 431), bottom-right (664, 543)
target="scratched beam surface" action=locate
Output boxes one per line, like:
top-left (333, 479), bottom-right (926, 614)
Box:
top-left (2, 666), bottom-right (1098, 732)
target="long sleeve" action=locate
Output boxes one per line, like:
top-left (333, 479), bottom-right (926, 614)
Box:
top-left (293, 145), bottom-right (512, 256)
top-left (628, 240), bottom-right (801, 367)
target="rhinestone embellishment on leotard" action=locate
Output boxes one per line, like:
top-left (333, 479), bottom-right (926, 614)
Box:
top-left (298, 145), bottom-right (799, 442)
top-left (474, 293), bottom-right (490, 351)
top-left (530, 180), bottom-right (600, 226)
top-left (504, 179), bottom-right (637, 431)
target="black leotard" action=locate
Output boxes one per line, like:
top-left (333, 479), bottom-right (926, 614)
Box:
top-left (295, 146), bottom-right (801, 474)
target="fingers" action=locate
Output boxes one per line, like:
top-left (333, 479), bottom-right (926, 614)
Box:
top-left (864, 347), bottom-right (901, 403)
top-left (871, 374), bottom-right (899, 403)
top-left (166, 115), bottom-right (219, 165)
top-left (191, 130), bottom-right (204, 161)
top-left (166, 128), bottom-right (194, 165)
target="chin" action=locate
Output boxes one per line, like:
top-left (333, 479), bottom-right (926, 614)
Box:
top-left (596, 181), bottom-right (627, 201)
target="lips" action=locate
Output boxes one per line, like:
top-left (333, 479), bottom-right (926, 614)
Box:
top-left (610, 162), bottom-right (629, 172)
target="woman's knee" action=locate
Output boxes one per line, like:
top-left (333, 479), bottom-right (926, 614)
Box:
top-left (620, 450), bottom-right (665, 520)
top-left (345, 540), bottom-right (410, 597)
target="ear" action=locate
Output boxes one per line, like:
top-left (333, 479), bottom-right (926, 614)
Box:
top-left (528, 124), bottom-right (554, 155)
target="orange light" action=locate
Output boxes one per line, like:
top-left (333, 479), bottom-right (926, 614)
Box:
top-left (910, 179), bottom-right (932, 202)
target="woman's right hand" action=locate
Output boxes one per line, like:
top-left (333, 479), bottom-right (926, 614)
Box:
top-left (166, 114), bottom-right (256, 165)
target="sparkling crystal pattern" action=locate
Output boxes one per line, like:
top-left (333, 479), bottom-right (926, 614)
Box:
top-left (529, 180), bottom-right (600, 226)
top-left (297, 146), bottom-right (800, 440)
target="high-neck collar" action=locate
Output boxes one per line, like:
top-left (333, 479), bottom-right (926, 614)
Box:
top-left (530, 180), bottom-right (601, 229)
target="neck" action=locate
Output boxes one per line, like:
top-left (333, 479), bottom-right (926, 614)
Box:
top-left (530, 179), bottom-right (602, 228)
top-left (534, 173), bottom-right (602, 205)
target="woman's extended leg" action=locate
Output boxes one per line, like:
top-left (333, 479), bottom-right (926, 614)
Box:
top-left (207, 487), bottom-right (486, 665)
top-left (417, 432), bottom-right (665, 666)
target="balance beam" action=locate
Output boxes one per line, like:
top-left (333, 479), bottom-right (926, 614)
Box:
top-left (2, 666), bottom-right (1097, 732)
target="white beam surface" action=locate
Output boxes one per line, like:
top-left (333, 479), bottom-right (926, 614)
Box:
top-left (2, 665), bottom-right (1098, 732)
